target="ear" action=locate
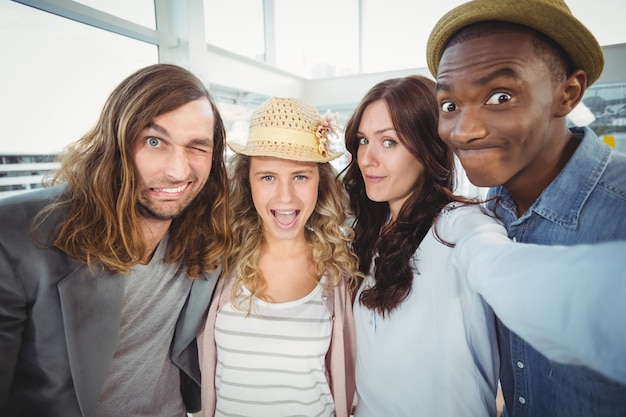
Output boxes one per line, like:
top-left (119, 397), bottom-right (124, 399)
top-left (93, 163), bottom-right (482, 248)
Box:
top-left (555, 69), bottom-right (587, 117)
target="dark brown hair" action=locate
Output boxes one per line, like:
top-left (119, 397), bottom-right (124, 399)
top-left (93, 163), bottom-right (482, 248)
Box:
top-left (343, 75), bottom-right (477, 315)
top-left (36, 64), bottom-right (231, 277)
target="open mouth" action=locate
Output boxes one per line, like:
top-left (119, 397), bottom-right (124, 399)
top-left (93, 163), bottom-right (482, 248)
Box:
top-left (271, 209), bottom-right (300, 228)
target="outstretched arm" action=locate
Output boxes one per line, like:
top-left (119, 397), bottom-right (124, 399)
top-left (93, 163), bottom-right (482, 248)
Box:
top-left (453, 223), bottom-right (626, 385)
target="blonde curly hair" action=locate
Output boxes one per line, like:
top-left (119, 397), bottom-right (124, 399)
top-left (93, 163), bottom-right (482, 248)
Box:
top-left (225, 154), bottom-right (362, 309)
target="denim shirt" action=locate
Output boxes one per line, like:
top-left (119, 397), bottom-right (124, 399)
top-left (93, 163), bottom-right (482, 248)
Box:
top-left (487, 127), bottom-right (626, 417)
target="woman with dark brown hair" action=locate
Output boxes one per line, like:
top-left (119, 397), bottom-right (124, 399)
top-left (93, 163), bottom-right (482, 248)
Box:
top-left (342, 75), bottom-right (500, 416)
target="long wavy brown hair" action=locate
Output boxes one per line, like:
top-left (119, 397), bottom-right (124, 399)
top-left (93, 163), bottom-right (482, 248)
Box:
top-left (35, 64), bottom-right (231, 277)
top-left (226, 154), bottom-right (362, 308)
top-left (342, 75), bottom-right (479, 315)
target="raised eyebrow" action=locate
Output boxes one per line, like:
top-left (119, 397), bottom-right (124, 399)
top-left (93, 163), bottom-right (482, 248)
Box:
top-left (435, 81), bottom-right (451, 93)
top-left (357, 127), bottom-right (396, 137)
top-left (436, 67), bottom-right (520, 93)
top-left (145, 122), bottom-right (169, 138)
top-left (475, 67), bottom-right (520, 86)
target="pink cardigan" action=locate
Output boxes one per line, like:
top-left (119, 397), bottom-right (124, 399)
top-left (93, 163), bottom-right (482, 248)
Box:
top-left (198, 274), bottom-right (356, 417)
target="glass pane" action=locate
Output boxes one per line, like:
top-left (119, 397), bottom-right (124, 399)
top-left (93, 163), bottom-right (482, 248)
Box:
top-left (583, 82), bottom-right (626, 153)
top-left (0, 1), bottom-right (158, 155)
top-left (274, 0), bottom-right (359, 78)
top-left (361, 0), bottom-right (466, 72)
top-left (204, 0), bottom-right (265, 61)
top-left (73, 0), bottom-right (156, 29)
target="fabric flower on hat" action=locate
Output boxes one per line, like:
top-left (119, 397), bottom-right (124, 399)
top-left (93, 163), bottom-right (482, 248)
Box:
top-left (316, 110), bottom-right (341, 157)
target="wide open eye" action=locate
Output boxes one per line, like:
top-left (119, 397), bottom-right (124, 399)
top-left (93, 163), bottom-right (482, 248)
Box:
top-left (486, 92), bottom-right (511, 105)
top-left (440, 101), bottom-right (457, 113)
top-left (147, 137), bottom-right (161, 147)
top-left (382, 139), bottom-right (396, 148)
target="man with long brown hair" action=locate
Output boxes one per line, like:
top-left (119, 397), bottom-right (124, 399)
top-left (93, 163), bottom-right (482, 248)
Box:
top-left (0, 64), bottom-right (231, 417)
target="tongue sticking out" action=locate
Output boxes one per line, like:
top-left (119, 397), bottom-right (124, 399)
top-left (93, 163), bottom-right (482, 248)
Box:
top-left (273, 210), bottom-right (299, 227)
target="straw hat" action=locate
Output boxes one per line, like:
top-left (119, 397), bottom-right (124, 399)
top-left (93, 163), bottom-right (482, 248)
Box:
top-left (228, 97), bottom-right (343, 162)
top-left (426, 0), bottom-right (604, 86)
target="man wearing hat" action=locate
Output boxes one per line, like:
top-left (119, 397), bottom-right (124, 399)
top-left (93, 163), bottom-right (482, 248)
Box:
top-left (427, 0), bottom-right (626, 416)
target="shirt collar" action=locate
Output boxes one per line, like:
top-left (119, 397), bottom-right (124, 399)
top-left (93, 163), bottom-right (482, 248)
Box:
top-left (495, 127), bottom-right (611, 228)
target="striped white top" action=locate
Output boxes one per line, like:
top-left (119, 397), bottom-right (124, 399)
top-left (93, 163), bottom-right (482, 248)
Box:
top-left (214, 284), bottom-right (335, 417)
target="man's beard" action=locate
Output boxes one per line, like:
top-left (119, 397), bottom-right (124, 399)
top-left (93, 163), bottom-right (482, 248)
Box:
top-left (136, 191), bottom-right (197, 221)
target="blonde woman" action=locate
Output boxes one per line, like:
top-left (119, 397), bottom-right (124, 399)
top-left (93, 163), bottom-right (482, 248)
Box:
top-left (198, 97), bottom-right (362, 417)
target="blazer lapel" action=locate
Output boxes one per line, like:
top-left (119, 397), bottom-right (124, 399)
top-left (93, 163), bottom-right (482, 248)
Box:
top-left (58, 266), bottom-right (125, 417)
top-left (171, 266), bottom-right (221, 379)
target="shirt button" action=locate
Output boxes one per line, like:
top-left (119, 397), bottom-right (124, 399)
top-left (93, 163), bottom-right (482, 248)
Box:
top-left (519, 396), bottom-right (526, 404)
top-left (517, 361), bottom-right (524, 368)
top-left (321, 295), bottom-right (328, 301)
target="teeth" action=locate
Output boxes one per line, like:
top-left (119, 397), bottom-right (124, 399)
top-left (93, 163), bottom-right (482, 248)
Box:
top-left (275, 210), bottom-right (296, 215)
top-left (153, 184), bottom-right (186, 193)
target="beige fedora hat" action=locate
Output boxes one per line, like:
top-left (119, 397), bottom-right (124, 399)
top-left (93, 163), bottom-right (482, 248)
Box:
top-left (228, 97), bottom-right (343, 163)
top-left (426, 0), bottom-right (604, 86)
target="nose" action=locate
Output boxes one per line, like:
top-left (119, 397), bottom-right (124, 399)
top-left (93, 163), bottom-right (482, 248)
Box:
top-left (445, 108), bottom-right (487, 146)
top-left (163, 147), bottom-right (190, 181)
top-left (357, 143), bottom-right (378, 168)
top-left (277, 179), bottom-right (295, 203)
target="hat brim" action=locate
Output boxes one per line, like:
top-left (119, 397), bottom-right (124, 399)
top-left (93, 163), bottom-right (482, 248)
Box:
top-left (426, 0), bottom-right (604, 85)
top-left (227, 140), bottom-right (342, 163)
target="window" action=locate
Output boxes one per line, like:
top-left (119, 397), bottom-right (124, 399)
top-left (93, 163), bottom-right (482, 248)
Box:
top-left (360, 0), bottom-right (466, 72)
top-left (204, 0), bottom-right (265, 60)
top-left (1, 1), bottom-right (157, 155)
top-left (273, 0), bottom-right (359, 78)
top-left (73, 0), bottom-right (156, 29)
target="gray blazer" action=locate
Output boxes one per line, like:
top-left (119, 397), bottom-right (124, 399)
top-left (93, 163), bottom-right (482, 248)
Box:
top-left (0, 186), bottom-right (219, 417)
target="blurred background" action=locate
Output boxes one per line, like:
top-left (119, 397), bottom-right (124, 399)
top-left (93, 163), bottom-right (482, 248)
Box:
top-left (1, 0), bottom-right (625, 199)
